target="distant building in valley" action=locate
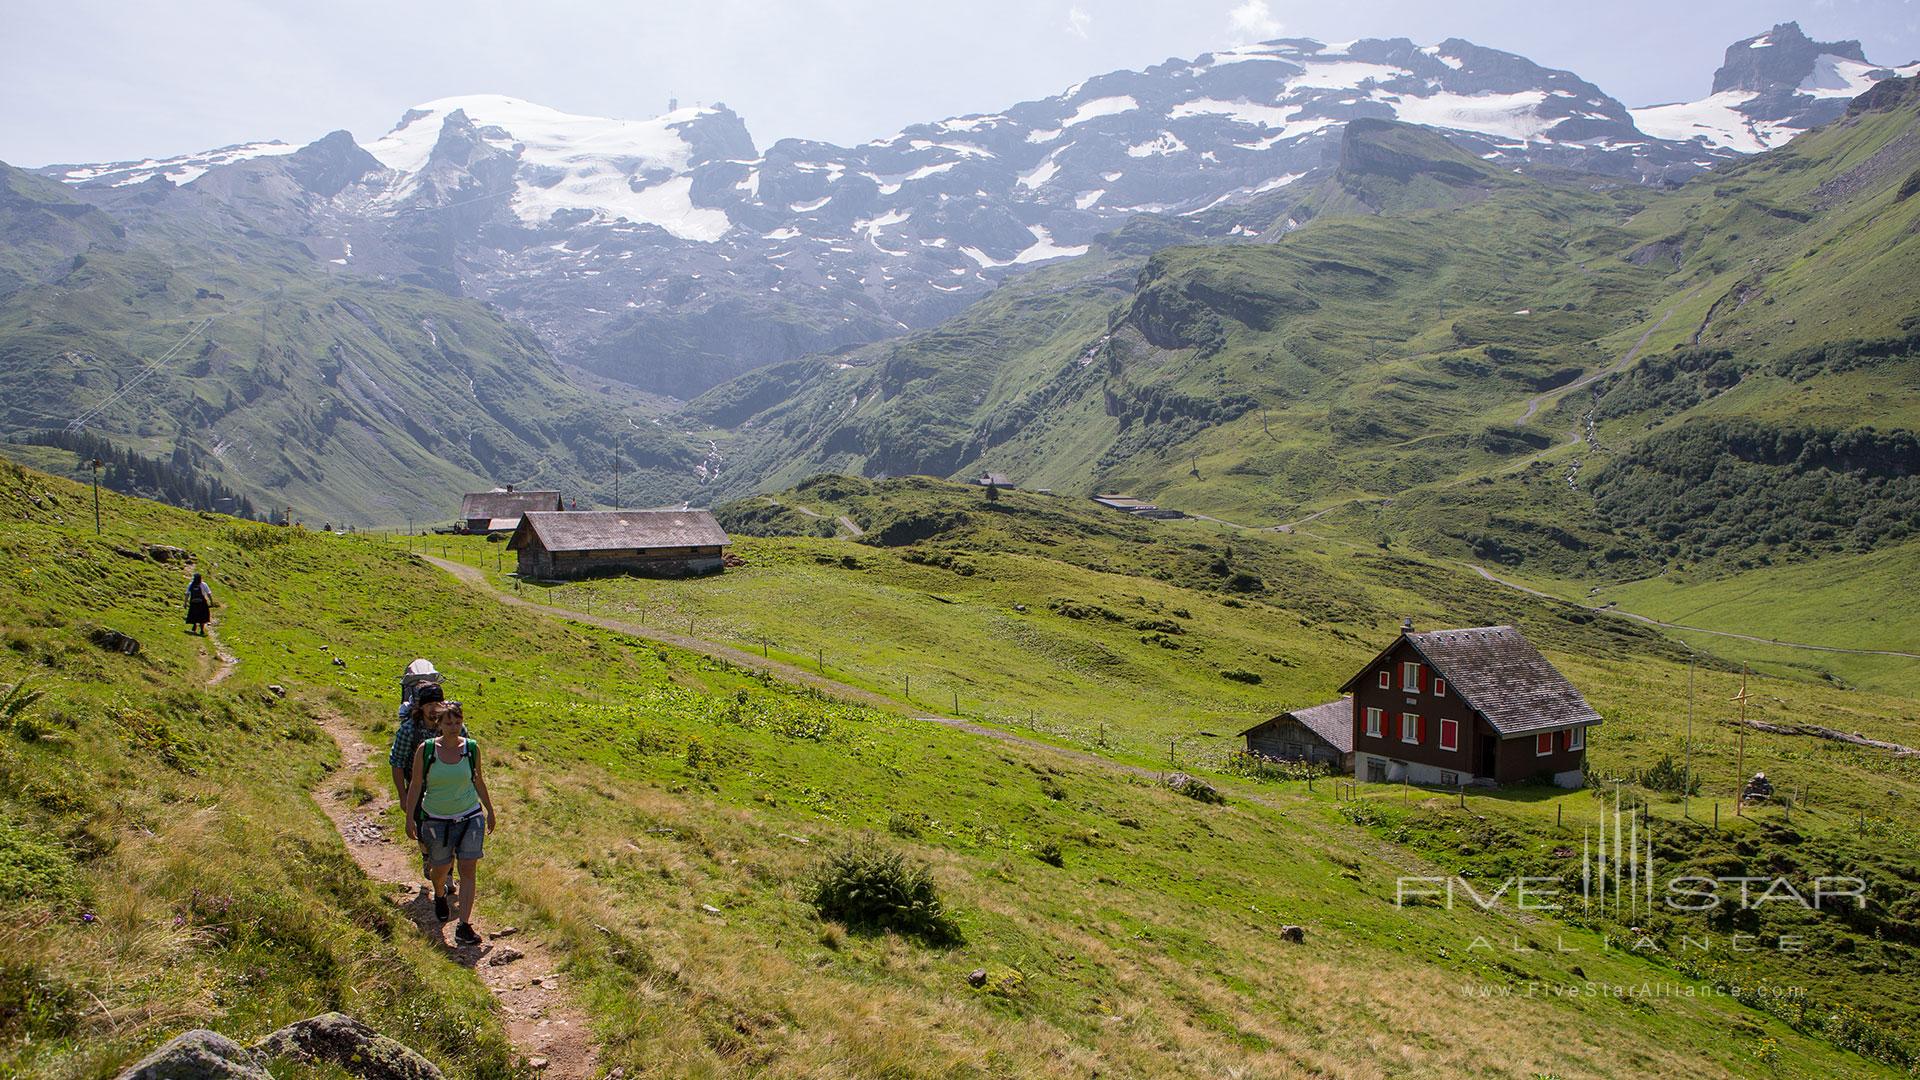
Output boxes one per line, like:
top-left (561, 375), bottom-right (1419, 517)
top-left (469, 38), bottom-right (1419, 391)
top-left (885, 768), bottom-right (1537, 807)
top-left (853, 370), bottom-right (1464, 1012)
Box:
top-left (1240, 698), bottom-right (1353, 771)
top-left (1090, 494), bottom-right (1186, 519)
top-left (508, 509), bottom-right (730, 580)
top-left (460, 487), bottom-right (563, 534)
top-left (1342, 622), bottom-right (1598, 789)
top-left (974, 472), bottom-right (1014, 488)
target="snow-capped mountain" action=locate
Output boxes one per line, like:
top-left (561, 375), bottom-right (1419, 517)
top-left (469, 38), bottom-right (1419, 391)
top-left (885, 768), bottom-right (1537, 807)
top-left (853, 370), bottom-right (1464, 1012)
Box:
top-left (36, 28), bottom-right (1908, 397)
top-left (1632, 22), bottom-right (1919, 152)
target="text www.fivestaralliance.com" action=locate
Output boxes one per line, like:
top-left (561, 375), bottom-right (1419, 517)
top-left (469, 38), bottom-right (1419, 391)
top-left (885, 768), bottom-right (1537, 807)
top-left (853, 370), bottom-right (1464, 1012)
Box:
top-left (1461, 981), bottom-right (1806, 1000)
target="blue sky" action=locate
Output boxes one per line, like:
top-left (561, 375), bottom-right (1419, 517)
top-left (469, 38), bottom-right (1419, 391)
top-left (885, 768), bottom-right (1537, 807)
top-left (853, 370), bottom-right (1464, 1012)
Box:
top-left (4, 0), bottom-right (1918, 166)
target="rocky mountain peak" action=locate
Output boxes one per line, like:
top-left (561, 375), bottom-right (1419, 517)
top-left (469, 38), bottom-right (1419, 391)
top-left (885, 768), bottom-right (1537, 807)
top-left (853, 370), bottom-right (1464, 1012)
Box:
top-left (1712, 22), bottom-right (1869, 95)
top-left (285, 130), bottom-right (383, 197)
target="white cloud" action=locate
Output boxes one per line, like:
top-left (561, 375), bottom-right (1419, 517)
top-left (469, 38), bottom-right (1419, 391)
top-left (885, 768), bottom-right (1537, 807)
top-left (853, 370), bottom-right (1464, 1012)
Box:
top-left (1226, 0), bottom-right (1283, 44)
top-left (1065, 5), bottom-right (1092, 39)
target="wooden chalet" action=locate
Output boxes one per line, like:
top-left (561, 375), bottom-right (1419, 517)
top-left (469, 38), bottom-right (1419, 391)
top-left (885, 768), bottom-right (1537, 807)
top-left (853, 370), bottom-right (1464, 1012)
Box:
top-left (460, 487), bottom-right (563, 534)
top-left (1340, 623), bottom-right (1599, 789)
top-left (1240, 698), bottom-right (1353, 770)
top-left (508, 510), bottom-right (730, 580)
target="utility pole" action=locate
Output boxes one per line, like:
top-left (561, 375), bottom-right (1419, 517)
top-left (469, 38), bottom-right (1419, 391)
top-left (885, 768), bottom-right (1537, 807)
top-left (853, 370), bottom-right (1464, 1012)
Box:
top-left (89, 458), bottom-right (102, 535)
top-left (1732, 665), bottom-right (1751, 816)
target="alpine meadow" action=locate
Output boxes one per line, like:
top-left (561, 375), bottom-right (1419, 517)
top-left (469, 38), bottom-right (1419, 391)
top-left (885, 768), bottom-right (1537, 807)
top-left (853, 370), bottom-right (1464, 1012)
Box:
top-left (2, 9), bottom-right (1917, 1080)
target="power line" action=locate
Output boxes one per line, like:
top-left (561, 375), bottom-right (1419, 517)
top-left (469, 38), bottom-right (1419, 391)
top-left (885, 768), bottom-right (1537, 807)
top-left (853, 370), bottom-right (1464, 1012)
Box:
top-left (67, 316), bottom-right (216, 431)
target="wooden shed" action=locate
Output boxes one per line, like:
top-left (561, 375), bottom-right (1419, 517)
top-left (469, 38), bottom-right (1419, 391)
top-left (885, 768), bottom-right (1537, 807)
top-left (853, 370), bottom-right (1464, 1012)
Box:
top-left (460, 488), bottom-right (563, 534)
top-left (1240, 698), bottom-right (1353, 770)
top-left (508, 510), bottom-right (730, 580)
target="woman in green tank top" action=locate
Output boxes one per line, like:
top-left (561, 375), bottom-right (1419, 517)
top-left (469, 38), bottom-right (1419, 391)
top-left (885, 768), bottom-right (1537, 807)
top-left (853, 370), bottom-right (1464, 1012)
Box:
top-left (403, 702), bottom-right (497, 946)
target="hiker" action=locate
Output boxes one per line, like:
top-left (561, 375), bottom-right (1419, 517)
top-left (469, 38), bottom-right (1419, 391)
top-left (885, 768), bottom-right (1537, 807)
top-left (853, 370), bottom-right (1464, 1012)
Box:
top-left (390, 664), bottom-right (449, 884)
top-left (403, 700), bottom-right (496, 946)
top-left (184, 573), bottom-right (213, 635)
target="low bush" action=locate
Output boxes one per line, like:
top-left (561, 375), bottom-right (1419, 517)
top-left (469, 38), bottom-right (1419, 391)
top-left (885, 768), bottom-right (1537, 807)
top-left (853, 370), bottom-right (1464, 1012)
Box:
top-left (806, 841), bottom-right (961, 945)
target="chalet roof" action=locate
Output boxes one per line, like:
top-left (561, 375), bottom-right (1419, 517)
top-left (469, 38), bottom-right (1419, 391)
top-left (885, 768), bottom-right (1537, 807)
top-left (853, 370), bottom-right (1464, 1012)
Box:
top-left (1341, 625), bottom-right (1601, 736)
top-left (461, 489), bottom-right (562, 521)
top-left (1242, 698), bottom-right (1354, 751)
top-left (509, 510), bottom-right (730, 553)
top-left (979, 473), bottom-right (1013, 487)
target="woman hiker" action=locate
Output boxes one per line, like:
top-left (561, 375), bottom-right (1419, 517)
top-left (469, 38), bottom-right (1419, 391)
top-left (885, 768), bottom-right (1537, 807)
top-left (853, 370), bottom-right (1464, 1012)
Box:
top-left (185, 573), bottom-right (214, 635)
top-left (403, 700), bottom-right (497, 947)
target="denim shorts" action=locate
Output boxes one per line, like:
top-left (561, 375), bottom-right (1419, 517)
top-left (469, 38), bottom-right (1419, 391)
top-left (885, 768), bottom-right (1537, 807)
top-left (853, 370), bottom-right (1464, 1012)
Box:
top-left (420, 813), bottom-right (485, 866)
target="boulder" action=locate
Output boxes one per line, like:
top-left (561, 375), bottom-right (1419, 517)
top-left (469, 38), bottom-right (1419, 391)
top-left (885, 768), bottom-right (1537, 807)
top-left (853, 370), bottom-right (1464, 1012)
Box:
top-left (89, 627), bottom-right (141, 655)
top-left (1278, 925), bottom-right (1306, 943)
top-left (966, 968), bottom-right (989, 988)
top-left (252, 1012), bottom-right (443, 1080)
top-left (145, 545), bottom-right (189, 562)
top-left (114, 1029), bottom-right (270, 1080)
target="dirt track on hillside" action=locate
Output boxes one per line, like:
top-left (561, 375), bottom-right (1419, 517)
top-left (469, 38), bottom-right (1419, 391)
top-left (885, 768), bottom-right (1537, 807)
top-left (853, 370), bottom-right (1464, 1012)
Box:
top-left (311, 713), bottom-right (599, 1079)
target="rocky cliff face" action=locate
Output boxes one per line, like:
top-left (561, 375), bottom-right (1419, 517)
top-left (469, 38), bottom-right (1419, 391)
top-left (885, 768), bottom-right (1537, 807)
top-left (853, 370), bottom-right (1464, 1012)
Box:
top-left (38, 28), bottom-right (1915, 398)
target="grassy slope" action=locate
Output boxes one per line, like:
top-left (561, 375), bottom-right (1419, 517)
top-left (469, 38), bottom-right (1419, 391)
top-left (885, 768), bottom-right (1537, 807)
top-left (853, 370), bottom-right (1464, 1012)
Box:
top-left (6, 460), bottom-right (1911, 1078)
top-left (1594, 540), bottom-right (1920, 693)
top-left (449, 473), bottom-right (1920, 1065)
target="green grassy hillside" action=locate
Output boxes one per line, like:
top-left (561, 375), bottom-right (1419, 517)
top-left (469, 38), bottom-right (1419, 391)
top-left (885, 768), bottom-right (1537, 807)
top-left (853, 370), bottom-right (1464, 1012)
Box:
top-left (6, 459), bottom-right (1916, 1077)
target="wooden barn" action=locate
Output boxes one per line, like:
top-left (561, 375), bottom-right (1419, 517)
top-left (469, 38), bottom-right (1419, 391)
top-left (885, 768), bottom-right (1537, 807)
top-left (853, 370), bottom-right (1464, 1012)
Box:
top-left (1342, 622), bottom-right (1599, 789)
top-left (460, 487), bottom-right (563, 534)
top-left (508, 510), bottom-right (730, 580)
top-left (1240, 698), bottom-right (1353, 770)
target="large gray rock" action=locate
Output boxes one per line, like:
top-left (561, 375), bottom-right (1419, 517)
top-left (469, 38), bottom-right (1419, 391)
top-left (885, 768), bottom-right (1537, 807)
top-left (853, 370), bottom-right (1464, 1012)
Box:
top-left (115, 1029), bottom-right (270, 1080)
top-left (252, 1012), bottom-right (443, 1080)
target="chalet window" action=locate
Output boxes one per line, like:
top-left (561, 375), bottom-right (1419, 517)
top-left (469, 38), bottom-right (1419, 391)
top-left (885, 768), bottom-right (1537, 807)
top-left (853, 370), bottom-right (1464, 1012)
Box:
top-left (1536, 732), bottom-right (1554, 756)
top-left (1401, 661), bottom-right (1421, 691)
top-left (1401, 712), bottom-right (1421, 745)
top-left (1377, 670), bottom-right (1391, 689)
top-left (1365, 708), bottom-right (1383, 738)
top-left (1438, 718), bottom-right (1459, 752)
top-left (1433, 678), bottom-right (1446, 697)
top-left (1567, 726), bottom-right (1585, 751)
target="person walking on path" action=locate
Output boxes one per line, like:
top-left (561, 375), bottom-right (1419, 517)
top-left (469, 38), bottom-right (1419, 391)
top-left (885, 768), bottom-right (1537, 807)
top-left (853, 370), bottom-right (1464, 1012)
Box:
top-left (184, 573), bottom-right (214, 635)
top-left (403, 701), bottom-right (496, 946)
top-left (390, 678), bottom-right (449, 885)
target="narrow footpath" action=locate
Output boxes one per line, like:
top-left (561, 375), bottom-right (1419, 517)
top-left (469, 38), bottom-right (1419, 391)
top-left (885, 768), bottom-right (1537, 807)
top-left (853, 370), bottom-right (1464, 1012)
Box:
top-left (312, 713), bottom-right (600, 1079)
top-left (199, 590), bottom-right (600, 1076)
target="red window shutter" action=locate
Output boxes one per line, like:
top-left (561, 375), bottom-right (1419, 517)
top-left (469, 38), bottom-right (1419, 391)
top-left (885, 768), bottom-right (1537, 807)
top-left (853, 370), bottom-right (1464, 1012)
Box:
top-left (1378, 670), bottom-right (1390, 689)
top-left (1417, 715), bottom-right (1426, 742)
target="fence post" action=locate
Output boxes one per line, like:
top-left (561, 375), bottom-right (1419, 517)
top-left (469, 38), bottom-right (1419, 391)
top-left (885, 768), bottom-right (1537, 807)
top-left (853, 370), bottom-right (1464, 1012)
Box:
top-left (1556, 803), bottom-right (1562, 828)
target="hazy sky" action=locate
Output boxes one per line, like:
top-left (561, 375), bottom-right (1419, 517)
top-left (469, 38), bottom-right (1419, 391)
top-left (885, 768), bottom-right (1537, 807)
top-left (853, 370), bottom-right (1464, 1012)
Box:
top-left (5, 0), bottom-right (1919, 167)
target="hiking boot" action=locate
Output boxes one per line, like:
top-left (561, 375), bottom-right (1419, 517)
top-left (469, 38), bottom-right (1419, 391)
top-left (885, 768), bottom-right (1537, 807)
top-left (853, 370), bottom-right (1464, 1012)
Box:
top-left (453, 922), bottom-right (482, 947)
top-left (434, 892), bottom-right (450, 922)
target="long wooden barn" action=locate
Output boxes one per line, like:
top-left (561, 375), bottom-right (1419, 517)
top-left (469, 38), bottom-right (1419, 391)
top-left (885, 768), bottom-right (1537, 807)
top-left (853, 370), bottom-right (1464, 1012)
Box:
top-left (508, 510), bottom-right (730, 580)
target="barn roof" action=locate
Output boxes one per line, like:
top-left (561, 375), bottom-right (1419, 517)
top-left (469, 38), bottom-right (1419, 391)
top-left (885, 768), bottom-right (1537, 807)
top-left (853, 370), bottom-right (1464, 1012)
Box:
top-left (1287, 699), bottom-right (1355, 751)
top-left (1243, 698), bottom-right (1353, 751)
top-left (460, 489), bottom-right (562, 521)
top-left (509, 510), bottom-right (730, 553)
top-left (1341, 625), bottom-right (1601, 736)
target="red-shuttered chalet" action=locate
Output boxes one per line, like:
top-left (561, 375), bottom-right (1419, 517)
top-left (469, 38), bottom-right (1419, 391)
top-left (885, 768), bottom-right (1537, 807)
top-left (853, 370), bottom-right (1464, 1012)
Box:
top-left (1340, 622), bottom-right (1599, 789)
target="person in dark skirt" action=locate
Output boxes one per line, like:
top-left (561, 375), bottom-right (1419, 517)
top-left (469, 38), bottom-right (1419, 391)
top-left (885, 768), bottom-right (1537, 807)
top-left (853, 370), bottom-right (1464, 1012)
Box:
top-left (185, 573), bottom-right (213, 635)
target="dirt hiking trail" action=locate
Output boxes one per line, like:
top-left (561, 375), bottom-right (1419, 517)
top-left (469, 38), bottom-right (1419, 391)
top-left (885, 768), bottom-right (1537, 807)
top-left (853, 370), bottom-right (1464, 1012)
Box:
top-left (312, 712), bottom-right (600, 1079)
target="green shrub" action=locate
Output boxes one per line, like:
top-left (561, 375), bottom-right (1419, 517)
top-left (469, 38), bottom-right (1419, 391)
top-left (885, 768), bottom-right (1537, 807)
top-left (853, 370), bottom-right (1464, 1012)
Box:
top-left (806, 841), bottom-right (961, 945)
